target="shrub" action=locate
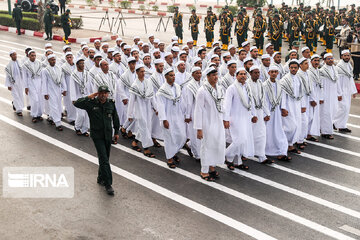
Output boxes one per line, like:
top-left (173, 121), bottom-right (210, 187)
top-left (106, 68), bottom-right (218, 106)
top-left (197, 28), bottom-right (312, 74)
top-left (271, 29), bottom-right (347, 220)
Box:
top-left (139, 4), bottom-right (145, 11)
top-left (119, 1), bottom-right (132, 9)
top-left (0, 13), bottom-right (41, 31)
top-left (85, 0), bottom-right (96, 6)
top-left (0, 10), bottom-right (38, 19)
top-left (188, 6), bottom-right (196, 12)
top-left (167, 5), bottom-right (176, 13)
top-left (152, 5), bottom-right (159, 11)
top-left (109, 0), bottom-right (115, 7)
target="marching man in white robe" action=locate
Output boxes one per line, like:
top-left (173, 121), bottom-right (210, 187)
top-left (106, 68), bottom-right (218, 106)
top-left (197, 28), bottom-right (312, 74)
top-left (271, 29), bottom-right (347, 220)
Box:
top-left (223, 67), bottom-right (253, 171)
top-left (70, 57), bottom-right (90, 137)
top-left (156, 68), bottom-right (187, 169)
top-left (23, 50), bottom-right (44, 123)
top-left (109, 51), bottom-right (126, 120)
top-left (297, 57), bottom-right (312, 149)
top-left (259, 54), bottom-right (271, 82)
top-left (219, 60), bottom-right (237, 92)
top-left (93, 60), bottom-right (117, 100)
top-left (127, 64), bottom-right (158, 157)
top-left (61, 52), bottom-right (77, 125)
top-left (5, 50), bottom-right (24, 116)
top-left (42, 54), bottom-right (67, 131)
top-left (88, 53), bottom-right (103, 94)
top-left (175, 61), bottom-right (191, 89)
top-left (280, 59), bottom-right (305, 154)
top-left (320, 53), bottom-right (343, 139)
top-left (273, 52), bottom-right (285, 80)
top-left (248, 66), bottom-right (272, 164)
top-left (263, 65), bottom-right (292, 161)
top-left (333, 50), bottom-right (357, 133)
top-left (194, 67), bottom-right (225, 181)
top-left (183, 67), bottom-right (202, 161)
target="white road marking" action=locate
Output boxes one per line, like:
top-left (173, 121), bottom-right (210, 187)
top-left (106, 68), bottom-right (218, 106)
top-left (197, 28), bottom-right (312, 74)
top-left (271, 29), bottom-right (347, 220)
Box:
top-left (347, 123), bottom-right (360, 129)
top-left (349, 114), bottom-right (360, 119)
top-left (0, 114), bottom-right (277, 240)
top-left (339, 225), bottom-right (360, 237)
top-left (307, 141), bottom-right (360, 158)
top-left (0, 40), bottom-right (65, 55)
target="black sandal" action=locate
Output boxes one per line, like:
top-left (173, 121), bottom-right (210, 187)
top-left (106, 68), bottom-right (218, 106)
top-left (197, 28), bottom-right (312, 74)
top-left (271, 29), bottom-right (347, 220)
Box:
top-left (288, 148), bottom-right (301, 154)
top-left (209, 171), bottom-right (220, 179)
top-left (82, 132), bottom-right (89, 137)
top-left (277, 156), bottom-right (292, 161)
top-left (132, 145), bottom-right (142, 152)
top-left (75, 129), bottom-right (82, 135)
top-left (322, 134), bottom-right (334, 139)
top-left (56, 126), bottom-right (63, 131)
top-left (237, 164), bottom-right (249, 170)
top-left (37, 117), bottom-right (43, 121)
top-left (153, 140), bottom-right (162, 148)
top-left (32, 117), bottom-right (38, 123)
top-left (167, 160), bottom-right (176, 169)
top-left (225, 160), bottom-right (235, 170)
top-left (200, 174), bottom-right (214, 181)
top-left (173, 155), bottom-right (180, 163)
top-left (183, 143), bottom-right (193, 157)
top-left (144, 151), bottom-right (155, 158)
top-left (261, 159), bottom-right (275, 164)
top-left (306, 136), bottom-right (319, 142)
top-left (16, 112), bottom-right (23, 117)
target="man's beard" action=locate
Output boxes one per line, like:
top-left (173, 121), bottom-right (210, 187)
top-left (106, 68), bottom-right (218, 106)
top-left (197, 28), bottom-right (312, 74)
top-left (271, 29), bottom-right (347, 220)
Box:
top-left (344, 59), bottom-right (350, 63)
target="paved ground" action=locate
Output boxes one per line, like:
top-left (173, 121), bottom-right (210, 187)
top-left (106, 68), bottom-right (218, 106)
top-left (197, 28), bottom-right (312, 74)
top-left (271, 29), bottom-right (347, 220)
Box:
top-left (1, 31), bottom-right (360, 239)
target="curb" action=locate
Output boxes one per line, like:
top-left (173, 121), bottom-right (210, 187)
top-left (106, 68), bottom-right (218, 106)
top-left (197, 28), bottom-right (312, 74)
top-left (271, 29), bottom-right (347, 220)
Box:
top-left (0, 25), bottom-right (118, 43)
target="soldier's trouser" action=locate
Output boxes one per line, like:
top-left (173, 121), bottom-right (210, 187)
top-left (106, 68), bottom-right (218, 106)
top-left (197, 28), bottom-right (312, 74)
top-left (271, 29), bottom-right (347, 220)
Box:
top-left (175, 26), bottom-right (183, 40)
top-left (45, 24), bottom-right (53, 38)
top-left (205, 29), bottom-right (213, 43)
top-left (15, 20), bottom-right (21, 35)
top-left (306, 38), bottom-right (314, 52)
top-left (191, 32), bottom-right (198, 41)
top-left (63, 27), bottom-right (71, 40)
top-left (271, 38), bottom-right (281, 51)
top-left (236, 33), bottom-right (245, 48)
top-left (221, 33), bottom-right (229, 45)
top-left (255, 37), bottom-right (264, 50)
top-left (93, 138), bottom-right (113, 186)
top-left (325, 34), bottom-right (334, 50)
top-left (289, 36), bottom-right (299, 49)
top-left (60, 4), bottom-right (66, 14)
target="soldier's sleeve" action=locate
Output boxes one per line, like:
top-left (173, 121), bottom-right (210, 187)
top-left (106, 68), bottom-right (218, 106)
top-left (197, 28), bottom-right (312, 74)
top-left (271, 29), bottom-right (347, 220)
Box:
top-left (20, 10), bottom-right (22, 19)
top-left (12, 10), bottom-right (14, 19)
top-left (73, 96), bottom-right (91, 111)
top-left (112, 101), bottom-right (120, 135)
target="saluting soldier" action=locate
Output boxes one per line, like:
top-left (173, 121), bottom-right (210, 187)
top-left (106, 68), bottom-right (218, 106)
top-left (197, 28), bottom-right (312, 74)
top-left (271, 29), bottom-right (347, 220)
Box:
top-left (304, 12), bottom-right (318, 54)
top-left (44, 3), bottom-right (54, 41)
top-left (287, 9), bottom-right (302, 50)
top-left (173, 6), bottom-right (183, 44)
top-left (61, 9), bottom-right (72, 45)
top-left (269, 14), bottom-right (283, 52)
top-left (189, 9), bottom-right (200, 46)
top-left (324, 10), bottom-right (339, 53)
top-left (220, 10), bottom-right (232, 51)
top-left (12, 3), bottom-right (22, 35)
top-left (204, 8), bottom-right (217, 48)
top-left (234, 11), bottom-right (248, 49)
top-left (73, 85), bottom-right (120, 196)
top-left (253, 13), bottom-right (267, 55)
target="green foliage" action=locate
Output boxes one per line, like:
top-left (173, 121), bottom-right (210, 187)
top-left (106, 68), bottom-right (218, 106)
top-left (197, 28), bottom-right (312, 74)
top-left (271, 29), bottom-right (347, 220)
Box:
top-left (167, 5), bottom-right (176, 13)
top-left (85, 0), bottom-right (96, 6)
top-left (236, 0), bottom-right (266, 7)
top-left (139, 5), bottom-right (146, 11)
top-left (188, 6), bottom-right (196, 12)
top-left (108, 0), bottom-right (115, 7)
top-left (152, 5), bottom-right (159, 11)
top-left (0, 10), bottom-right (38, 19)
top-left (119, 1), bottom-right (132, 9)
top-left (0, 14), bottom-right (41, 31)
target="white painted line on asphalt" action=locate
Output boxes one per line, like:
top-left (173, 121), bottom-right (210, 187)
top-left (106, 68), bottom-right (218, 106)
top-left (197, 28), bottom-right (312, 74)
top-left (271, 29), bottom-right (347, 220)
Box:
top-left (0, 40), bottom-right (64, 55)
top-left (339, 225), bottom-right (360, 237)
top-left (349, 114), bottom-right (360, 119)
top-left (0, 114), bottom-right (277, 240)
top-left (307, 141), bottom-right (360, 158)
top-left (333, 132), bottom-right (360, 142)
top-left (347, 123), bottom-right (360, 129)
top-left (0, 94), bottom-right (356, 239)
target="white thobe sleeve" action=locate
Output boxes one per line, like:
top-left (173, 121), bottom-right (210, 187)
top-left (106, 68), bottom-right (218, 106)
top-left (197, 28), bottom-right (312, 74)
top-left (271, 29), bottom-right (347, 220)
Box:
top-left (193, 89), bottom-right (205, 130)
top-left (24, 70), bottom-right (30, 89)
top-left (118, 81), bottom-right (128, 101)
top-left (337, 76), bottom-right (343, 97)
top-left (280, 93), bottom-right (288, 111)
top-left (262, 97), bottom-right (270, 117)
top-left (61, 77), bottom-right (67, 92)
top-left (69, 77), bottom-right (77, 102)
top-left (350, 78), bottom-right (358, 95)
top-left (41, 71), bottom-right (48, 96)
top-left (150, 96), bottom-right (157, 112)
top-left (223, 87), bottom-right (233, 122)
top-left (183, 88), bottom-right (193, 119)
top-left (5, 70), bottom-right (12, 87)
top-left (127, 93), bottom-right (136, 119)
top-left (156, 95), bottom-right (167, 121)
top-left (301, 96), bottom-right (306, 108)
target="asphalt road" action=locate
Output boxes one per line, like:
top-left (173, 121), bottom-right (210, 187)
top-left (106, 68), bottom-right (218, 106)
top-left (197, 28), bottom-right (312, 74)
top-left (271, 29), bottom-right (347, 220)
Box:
top-left (1, 32), bottom-right (360, 239)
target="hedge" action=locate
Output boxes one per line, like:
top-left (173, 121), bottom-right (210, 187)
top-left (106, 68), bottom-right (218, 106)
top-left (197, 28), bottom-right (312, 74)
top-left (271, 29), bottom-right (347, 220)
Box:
top-left (0, 11), bottom-right (83, 29)
top-left (0, 13), bottom-right (40, 31)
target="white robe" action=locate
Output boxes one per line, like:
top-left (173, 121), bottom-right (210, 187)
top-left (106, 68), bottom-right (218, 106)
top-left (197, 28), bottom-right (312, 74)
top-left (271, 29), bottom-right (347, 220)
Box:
top-left (263, 79), bottom-right (288, 156)
top-left (219, 63), bottom-right (228, 77)
top-left (85, 58), bottom-right (94, 72)
top-left (88, 65), bottom-right (102, 94)
top-left (70, 69), bottom-right (90, 134)
top-left (307, 66), bottom-right (323, 136)
top-left (144, 64), bottom-right (155, 79)
top-left (274, 62), bottom-right (285, 80)
top-left (333, 60), bottom-right (357, 129)
top-left (61, 62), bottom-right (77, 122)
top-left (224, 81), bottom-right (254, 164)
top-left (259, 64), bottom-right (269, 82)
top-left (280, 73), bottom-right (305, 146)
top-left (297, 69), bottom-right (312, 141)
top-left (156, 82), bottom-right (187, 159)
top-left (23, 59), bottom-right (43, 118)
top-left (5, 59), bottom-right (24, 113)
top-left (183, 78), bottom-right (202, 159)
top-left (109, 61), bottom-right (126, 120)
top-left (194, 83), bottom-right (225, 168)
top-left (249, 79), bottom-right (269, 162)
top-left (119, 69), bottom-right (136, 126)
top-left (42, 65), bottom-right (66, 127)
top-left (93, 71), bottom-right (117, 100)
top-left (127, 78), bottom-right (157, 148)
top-left (219, 73), bottom-right (236, 92)
top-left (319, 64), bottom-right (342, 135)
top-left (175, 71), bottom-right (191, 89)
top-left (149, 71), bottom-right (166, 139)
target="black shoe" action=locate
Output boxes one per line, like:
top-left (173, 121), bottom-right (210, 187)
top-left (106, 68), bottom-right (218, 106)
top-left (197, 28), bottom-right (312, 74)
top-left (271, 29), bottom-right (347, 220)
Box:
top-left (339, 128), bottom-right (352, 133)
top-left (69, 121), bottom-right (75, 126)
top-left (27, 106), bottom-right (31, 110)
top-left (97, 178), bottom-right (105, 186)
top-left (105, 185), bottom-right (114, 195)
top-left (45, 37), bottom-right (49, 40)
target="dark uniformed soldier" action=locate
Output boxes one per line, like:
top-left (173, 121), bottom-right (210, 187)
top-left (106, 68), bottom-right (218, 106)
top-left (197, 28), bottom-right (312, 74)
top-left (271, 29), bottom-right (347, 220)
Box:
top-left (12, 4), bottom-right (22, 35)
top-left (74, 85), bottom-right (120, 196)
top-left (204, 8), bottom-right (217, 48)
top-left (173, 6), bottom-right (183, 44)
top-left (59, 0), bottom-right (66, 14)
top-left (61, 9), bottom-right (72, 45)
top-left (189, 9), bottom-right (200, 46)
top-left (44, 3), bottom-right (54, 41)
top-left (269, 14), bottom-right (283, 52)
top-left (324, 10), bottom-right (339, 53)
top-left (253, 13), bottom-right (267, 55)
top-left (220, 11), bottom-right (232, 50)
top-left (234, 11), bottom-right (248, 49)
top-left (304, 12), bottom-right (318, 54)
top-left (287, 9), bottom-right (302, 50)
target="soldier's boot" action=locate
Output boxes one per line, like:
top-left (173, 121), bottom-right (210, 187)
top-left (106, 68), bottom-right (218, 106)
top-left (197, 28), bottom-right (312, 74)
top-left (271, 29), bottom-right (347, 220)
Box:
top-left (259, 49), bottom-right (263, 55)
top-left (279, 47), bottom-right (282, 52)
top-left (206, 42), bottom-right (209, 48)
top-left (222, 44), bottom-right (228, 51)
top-left (328, 49), bottom-right (332, 53)
top-left (63, 36), bottom-right (66, 43)
top-left (314, 47), bottom-right (317, 52)
top-left (45, 34), bottom-right (49, 41)
top-left (193, 40), bottom-right (197, 46)
top-left (179, 39), bottom-right (183, 44)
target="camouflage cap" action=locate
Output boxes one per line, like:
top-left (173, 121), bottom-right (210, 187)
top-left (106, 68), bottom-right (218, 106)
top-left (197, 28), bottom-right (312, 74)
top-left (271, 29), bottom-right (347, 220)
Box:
top-left (98, 85), bottom-right (110, 92)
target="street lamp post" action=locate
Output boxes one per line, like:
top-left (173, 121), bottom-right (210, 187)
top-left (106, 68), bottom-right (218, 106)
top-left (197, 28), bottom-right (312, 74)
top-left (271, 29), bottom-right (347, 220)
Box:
top-left (8, 0), bottom-right (11, 15)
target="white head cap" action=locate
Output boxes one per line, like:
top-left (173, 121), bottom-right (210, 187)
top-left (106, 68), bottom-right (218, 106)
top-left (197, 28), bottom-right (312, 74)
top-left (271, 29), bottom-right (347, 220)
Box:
top-left (244, 57), bottom-right (253, 64)
top-left (261, 54), bottom-right (271, 59)
top-left (250, 46), bottom-right (258, 52)
top-left (171, 46), bottom-right (180, 52)
top-left (163, 67), bottom-right (174, 76)
top-left (228, 44), bottom-right (236, 50)
top-left (301, 46), bottom-right (310, 53)
top-left (311, 54), bottom-right (320, 60)
top-left (127, 56), bottom-right (136, 63)
top-left (47, 54), bottom-right (56, 60)
top-left (249, 66), bottom-right (260, 72)
top-left (191, 66), bottom-right (201, 73)
top-left (324, 53), bottom-right (333, 59)
top-left (116, 37), bottom-right (122, 41)
top-left (175, 60), bottom-right (185, 67)
top-left (265, 43), bottom-right (273, 49)
top-left (227, 60), bottom-right (237, 66)
top-left (164, 52), bottom-right (172, 58)
top-left (124, 45), bottom-right (132, 50)
top-left (236, 67), bottom-right (246, 74)
top-left (65, 52), bottom-right (73, 56)
top-left (9, 50), bottom-right (16, 56)
top-left (341, 49), bottom-right (350, 55)
top-left (268, 65), bottom-right (279, 72)
top-left (45, 43), bottom-right (52, 48)
top-left (135, 63), bottom-right (145, 71)
top-left (241, 41), bottom-right (250, 47)
top-left (299, 57), bottom-right (308, 64)
top-left (154, 59), bottom-right (164, 64)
